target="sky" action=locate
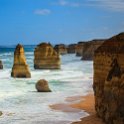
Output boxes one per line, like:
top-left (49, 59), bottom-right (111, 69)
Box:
top-left (0, 0), bottom-right (124, 45)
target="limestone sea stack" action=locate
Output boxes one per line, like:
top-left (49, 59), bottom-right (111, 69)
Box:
top-left (76, 41), bottom-right (85, 56)
top-left (81, 39), bottom-right (104, 60)
top-left (11, 44), bottom-right (31, 78)
top-left (36, 79), bottom-right (51, 92)
top-left (34, 43), bottom-right (60, 69)
top-left (0, 60), bottom-right (3, 69)
top-left (67, 44), bottom-right (77, 54)
top-left (54, 44), bottom-right (67, 55)
top-left (93, 32), bottom-right (124, 124)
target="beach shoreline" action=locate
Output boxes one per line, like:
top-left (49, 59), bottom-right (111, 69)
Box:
top-left (50, 92), bottom-right (105, 124)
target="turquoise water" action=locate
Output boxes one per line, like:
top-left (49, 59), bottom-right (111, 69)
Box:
top-left (0, 46), bottom-right (93, 124)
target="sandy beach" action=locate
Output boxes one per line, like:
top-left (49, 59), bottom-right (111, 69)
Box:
top-left (50, 93), bottom-right (105, 124)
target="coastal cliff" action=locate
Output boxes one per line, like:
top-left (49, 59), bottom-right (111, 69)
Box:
top-left (54, 44), bottom-right (67, 55)
top-left (76, 42), bottom-right (85, 56)
top-left (0, 60), bottom-right (3, 69)
top-left (34, 43), bottom-right (60, 69)
top-left (67, 44), bottom-right (77, 54)
top-left (82, 40), bottom-right (104, 60)
top-left (93, 33), bottom-right (124, 124)
top-left (11, 44), bottom-right (31, 78)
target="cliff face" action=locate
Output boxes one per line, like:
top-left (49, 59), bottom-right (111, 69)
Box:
top-left (34, 43), bottom-right (61, 69)
top-left (11, 44), bottom-right (31, 78)
top-left (82, 40), bottom-right (104, 60)
top-left (54, 44), bottom-right (67, 55)
top-left (93, 33), bottom-right (124, 124)
top-left (76, 42), bottom-right (85, 56)
top-left (67, 44), bottom-right (77, 54)
top-left (0, 60), bottom-right (3, 69)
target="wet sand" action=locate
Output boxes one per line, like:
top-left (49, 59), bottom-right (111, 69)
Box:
top-left (50, 93), bottom-right (105, 124)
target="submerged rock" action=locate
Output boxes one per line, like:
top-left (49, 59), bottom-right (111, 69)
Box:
top-left (81, 39), bottom-right (104, 60)
top-left (0, 60), bottom-right (3, 69)
top-left (34, 42), bottom-right (61, 69)
top-left (11, 44), bottom-right (31, 78)
top-left (93, 32), bottom-right (124, 124)
top-left (54, 44), bottom-right (67, 55)
top-left (36, 79), bottom-right (51, 92)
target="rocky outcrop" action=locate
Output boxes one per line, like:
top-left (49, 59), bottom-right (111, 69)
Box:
top-left (36, 79), bottom-right (51, 92)
top-left (11, 44), bottom-right (31, 78)
top-left (76, 41), bottom-right (85, 56)
top-left (67, 44), bottom-right (77, 54)
top-left (93, 32), bottom-right (124, 124)
top-left (81, 39), bottom-right (104, 60)
top-left (34, 43), bottom-right (60, 69)
top-left (0, 111), bottom-right (2, 116)
top-left (0, 60), bottom-right (3, 69)
top-left (54, 44), bottom-right (67, 55)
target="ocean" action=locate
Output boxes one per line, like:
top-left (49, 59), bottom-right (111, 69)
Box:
top-left (0, 45), bottom-right (93, 124)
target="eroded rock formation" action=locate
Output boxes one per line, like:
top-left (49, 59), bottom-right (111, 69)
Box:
top-left (67, 44), bottom-right (77, 54)
top-left (36, 79), bottom-right (51, 92)
top-left (0, 111), bottom-right (2, 116)
top-left (54, 44), bottom-right (67, 55)
top-left (81, 39), bottom-right (104, 60)
top-left (11, 44), bottom-right (31, 78)
top-left (0, 60), bottom-right (3, 69)
top-left (34, 43), bottom-right (60, 69)
top-left (76, 41), bottom-right (85, 56)
top-left (93, 32), bottom-right (124, 124)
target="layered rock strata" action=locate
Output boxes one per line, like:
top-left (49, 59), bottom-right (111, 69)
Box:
top-left (0, 60), bottom-right (3, 69)
top-left (54, 44), bottom-right (67, 55)
top-left (34, 43), bottom-right (60, 69)
top-left (76, 41), bottom-right (85, 56)
top-left (67, 44), bottom-right (77, 54)
top-left (93, 32), bottom-right (124, 124)
top-left (81, 40), bottom-right (104, 60)
top-left (11, 44), bottom-right (31, 78)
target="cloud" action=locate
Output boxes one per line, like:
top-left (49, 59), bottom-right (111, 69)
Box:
top-left (34, 9), bottom-right (51, 15)
top-left (54, 0), bottom-right (124, 12)
top-left (57, 0), bottom-right (68, 6)
top-left (85, 0), bottom-right (124, 12)
top-left (54, 0), bottom-right (82, 7)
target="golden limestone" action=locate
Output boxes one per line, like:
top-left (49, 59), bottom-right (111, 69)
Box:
top-left (81, 40), bottom-right (104, 60)
top-left (34, 43), bottom-right (60, 69)
top-left (54, 44), bottom-right (67, 55)
top-left (11, 44), bottom-right (31, 78)
top-left (93, 33), bottom-right (124, 124)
